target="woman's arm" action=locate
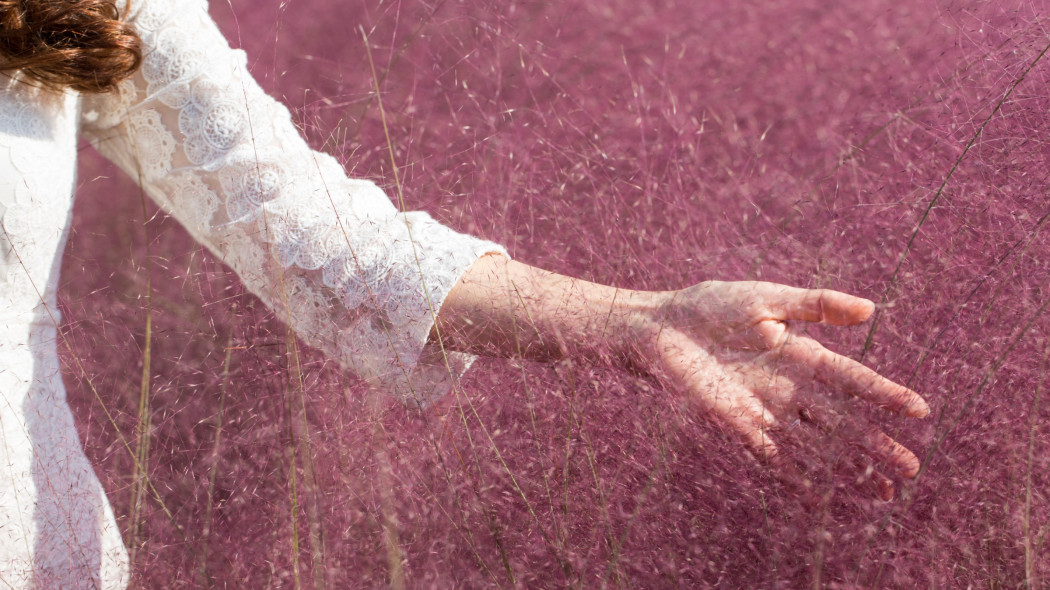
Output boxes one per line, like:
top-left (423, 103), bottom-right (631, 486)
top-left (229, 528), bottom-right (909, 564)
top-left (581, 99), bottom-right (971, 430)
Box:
top-left (79, 0), bottom-right (505, 404)
top-left (79, 0), bottom-right (926, 499)
top-left (436, 254), bottom-right (930, 500)
top-left (433, 254), bottom-right (654, 364)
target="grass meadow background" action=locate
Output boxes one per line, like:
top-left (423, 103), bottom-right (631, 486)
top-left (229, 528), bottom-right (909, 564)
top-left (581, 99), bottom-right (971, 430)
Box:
top-left (62, 0), bottom-right (1050, 586)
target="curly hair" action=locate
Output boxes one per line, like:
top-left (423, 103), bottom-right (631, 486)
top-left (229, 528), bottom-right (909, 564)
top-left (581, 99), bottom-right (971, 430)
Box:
top-left (0, 0), bottom-right (141, 93)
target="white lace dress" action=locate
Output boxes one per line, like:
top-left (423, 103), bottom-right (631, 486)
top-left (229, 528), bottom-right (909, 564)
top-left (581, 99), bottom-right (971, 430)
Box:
top-left (0, 0), bottom-right (503, 586)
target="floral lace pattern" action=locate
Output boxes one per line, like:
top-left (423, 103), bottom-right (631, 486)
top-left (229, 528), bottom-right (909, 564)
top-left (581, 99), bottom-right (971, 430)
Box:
top-left (83, 0), bottom-right (505, 403)
top-left (0, 0), bottom-right (506, 585)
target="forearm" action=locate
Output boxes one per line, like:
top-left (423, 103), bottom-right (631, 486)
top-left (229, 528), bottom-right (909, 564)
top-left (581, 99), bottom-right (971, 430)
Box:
top-left (432, 254), bottom-right (665, 365)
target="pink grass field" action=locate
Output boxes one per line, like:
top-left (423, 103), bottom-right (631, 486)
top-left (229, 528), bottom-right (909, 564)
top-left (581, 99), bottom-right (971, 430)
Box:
top-left (61, 0), bottom-right (1050, 587)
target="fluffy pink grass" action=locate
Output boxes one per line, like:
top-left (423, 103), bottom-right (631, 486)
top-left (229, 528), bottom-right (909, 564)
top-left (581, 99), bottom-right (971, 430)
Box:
top-left (61, 0), bottom-right (1050, 586)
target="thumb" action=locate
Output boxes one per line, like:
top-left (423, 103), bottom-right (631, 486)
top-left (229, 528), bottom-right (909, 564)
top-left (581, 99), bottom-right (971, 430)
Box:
top-left (767, 285), bottom-right (875, 326)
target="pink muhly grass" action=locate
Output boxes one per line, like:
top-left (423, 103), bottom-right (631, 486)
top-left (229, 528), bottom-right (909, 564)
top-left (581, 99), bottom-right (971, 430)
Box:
top-left (59, 0), bottom-right (1050, 586)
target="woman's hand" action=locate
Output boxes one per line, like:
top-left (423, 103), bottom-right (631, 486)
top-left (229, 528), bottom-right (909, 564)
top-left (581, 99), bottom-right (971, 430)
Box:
top-left (631, 281), bottom-right (929, 500)
top-left (436, 256), bottom-right (929, 500)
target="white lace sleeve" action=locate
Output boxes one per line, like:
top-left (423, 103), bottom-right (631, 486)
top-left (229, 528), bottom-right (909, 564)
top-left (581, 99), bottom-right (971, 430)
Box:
top-left (79, 0), bottom-right (505, 404)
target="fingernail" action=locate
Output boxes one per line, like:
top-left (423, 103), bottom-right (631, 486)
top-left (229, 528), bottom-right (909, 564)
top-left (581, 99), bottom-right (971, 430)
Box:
top-left (907, 399), bottom-right (931, 419)
top-left (878, 480), bottom-right (894, 502)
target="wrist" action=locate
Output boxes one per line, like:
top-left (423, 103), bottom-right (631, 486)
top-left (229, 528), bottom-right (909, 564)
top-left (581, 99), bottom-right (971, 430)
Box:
top-left (597, 288), bottom-right (674, 372)
top-left (437, 254), bottom-right (676, 369)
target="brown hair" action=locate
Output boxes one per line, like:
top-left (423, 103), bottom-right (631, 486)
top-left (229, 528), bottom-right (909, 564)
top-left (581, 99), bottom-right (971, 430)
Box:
top-left (0, 0), bottom-right (141, 93)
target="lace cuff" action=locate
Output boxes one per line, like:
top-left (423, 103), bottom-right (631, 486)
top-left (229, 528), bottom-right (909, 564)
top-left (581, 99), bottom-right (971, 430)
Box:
top-left (81, 0), bottom-right (505, 404)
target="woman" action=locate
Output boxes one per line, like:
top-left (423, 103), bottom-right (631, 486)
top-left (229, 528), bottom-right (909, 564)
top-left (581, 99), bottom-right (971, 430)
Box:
top-left (0, 0), bottom-right (929, 586)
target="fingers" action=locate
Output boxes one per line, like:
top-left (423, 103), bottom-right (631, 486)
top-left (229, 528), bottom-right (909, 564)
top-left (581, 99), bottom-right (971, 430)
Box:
top-left (655, 319), bottom-right (925, 502)
top-left (723, 403), bottom-right (781, 462)
top-left (804, 403), bottom-right (921, 480)
top-left (686, 373), bottom-right (782, 461)
top-left (780, 334), bottom-right (930, 418)
top-left (807, 404), bottom-right (919, 501)
top-left (709, 398), bottom-right (822, 501)
top-left (772, 402), bottom-right (914, 501)
top-left (657, 328), bottom-right (784, 462)
top-left (767, 451), bottom-right (816, 502)
top-left (783, 423), bottom-right (897, 501)
top-left (846, 455), bottom-right (896, 502)
top-left (762, 284), bottom-right (875, 326)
